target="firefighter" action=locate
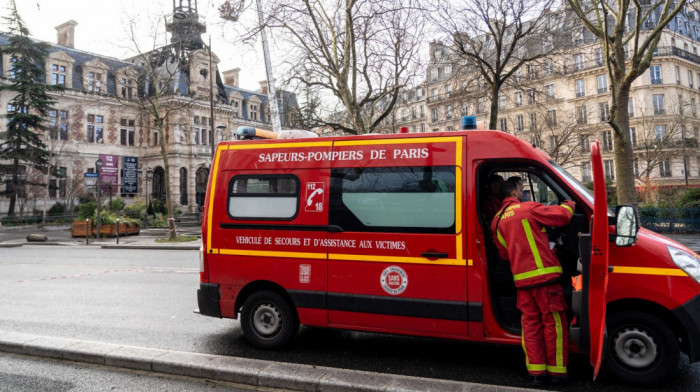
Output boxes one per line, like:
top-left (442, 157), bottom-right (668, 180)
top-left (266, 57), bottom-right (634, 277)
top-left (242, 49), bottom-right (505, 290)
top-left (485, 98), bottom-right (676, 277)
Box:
top-left (482, 174), bottom-right (504, 222)
top-left (491, 177), bottom-right (575, 387)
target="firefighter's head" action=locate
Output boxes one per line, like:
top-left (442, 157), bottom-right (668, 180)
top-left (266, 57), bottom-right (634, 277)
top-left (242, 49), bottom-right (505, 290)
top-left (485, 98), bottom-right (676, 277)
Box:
top-left (501, 177), bottom-right (523, 201)
top-left (487, 174), bottom-right (504, 197)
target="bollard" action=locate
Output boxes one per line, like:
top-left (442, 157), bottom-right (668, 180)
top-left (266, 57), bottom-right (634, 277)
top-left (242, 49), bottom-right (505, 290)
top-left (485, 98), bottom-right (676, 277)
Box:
top-left (85, 218), bottom-right (89, 245)
top-left (116, 218), bottom-right (120, 245)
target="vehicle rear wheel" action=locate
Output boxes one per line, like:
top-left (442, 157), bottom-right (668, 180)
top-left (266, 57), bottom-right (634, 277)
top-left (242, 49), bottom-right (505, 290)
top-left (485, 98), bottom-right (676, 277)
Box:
top-left (603, 311), bottom-right (679, 385)
top-left (240, 290), bottom-right (297, 349)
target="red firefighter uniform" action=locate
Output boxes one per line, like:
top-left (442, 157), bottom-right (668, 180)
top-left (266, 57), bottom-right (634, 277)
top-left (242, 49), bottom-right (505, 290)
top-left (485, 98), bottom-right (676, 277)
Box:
top-left (491, 197), bottom-right (575, 378)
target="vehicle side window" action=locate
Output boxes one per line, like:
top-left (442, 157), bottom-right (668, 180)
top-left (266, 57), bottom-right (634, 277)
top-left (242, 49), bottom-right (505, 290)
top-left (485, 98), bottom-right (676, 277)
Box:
top-left (330, 166), bottom-right (456, 233)
top-left (227, 175), bottom-right (299, 220)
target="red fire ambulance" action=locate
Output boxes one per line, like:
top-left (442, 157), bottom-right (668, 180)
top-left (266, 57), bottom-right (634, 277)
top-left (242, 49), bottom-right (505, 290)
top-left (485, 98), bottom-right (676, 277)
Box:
top-left (197, 128), bottom-right (700, 385)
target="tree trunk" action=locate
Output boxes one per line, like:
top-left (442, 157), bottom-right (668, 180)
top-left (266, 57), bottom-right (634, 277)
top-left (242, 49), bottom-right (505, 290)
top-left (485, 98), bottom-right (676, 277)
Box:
top-left (611, 82), bottom-right (638, 206)
top-left (488, 84), bottom-right (500, 130)
top-left (158, 121), bottom-right (177, 240)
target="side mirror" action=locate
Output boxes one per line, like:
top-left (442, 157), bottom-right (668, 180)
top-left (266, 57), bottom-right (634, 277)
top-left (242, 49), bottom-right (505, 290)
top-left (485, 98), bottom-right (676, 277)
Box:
top-left (615, 205), bottom-right (638, 247)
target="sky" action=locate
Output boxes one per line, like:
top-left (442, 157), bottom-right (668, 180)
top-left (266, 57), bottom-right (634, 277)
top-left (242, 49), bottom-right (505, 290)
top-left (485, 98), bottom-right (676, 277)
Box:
top-left (4, 0), bottom-right (269, 91)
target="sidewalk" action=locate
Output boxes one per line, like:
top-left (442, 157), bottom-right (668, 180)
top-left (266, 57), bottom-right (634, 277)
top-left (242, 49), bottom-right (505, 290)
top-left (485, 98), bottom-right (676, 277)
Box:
top-left (0, 331), bottom-right (522, 392)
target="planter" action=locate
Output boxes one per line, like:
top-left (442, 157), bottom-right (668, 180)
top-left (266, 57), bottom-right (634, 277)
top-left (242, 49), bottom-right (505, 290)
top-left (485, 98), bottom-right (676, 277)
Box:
top-left (71, 220), bottom-right (140, 237)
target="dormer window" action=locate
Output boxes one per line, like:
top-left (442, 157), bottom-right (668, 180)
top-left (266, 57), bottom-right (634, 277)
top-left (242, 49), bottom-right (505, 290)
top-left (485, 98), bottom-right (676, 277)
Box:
top-left (250, 104), bottom-right (258, 121)
top-left (51, 64), bottom-right (66, 85)
top-left (87, 72), bottom-right (102, 93)
top-left (120, 78), bottom-right (133, 99)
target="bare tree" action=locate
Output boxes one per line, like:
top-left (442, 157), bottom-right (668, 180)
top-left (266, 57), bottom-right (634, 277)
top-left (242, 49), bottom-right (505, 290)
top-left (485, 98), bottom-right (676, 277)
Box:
top-left (566, 0), bottom-right (686, 205)
top-left (633, 97), bottom-right (689, 203)
top-left (434, 0), bottom-right (563, 130)
top-left (115, 16), bottom-right (203, 239)
top-left (264, 0), bottom-right (426, 134)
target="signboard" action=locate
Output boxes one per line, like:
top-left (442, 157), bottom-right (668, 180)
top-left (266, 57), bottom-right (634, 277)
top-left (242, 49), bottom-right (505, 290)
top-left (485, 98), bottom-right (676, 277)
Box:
top-left (122, 156), bottom-right (138, 194)
top-left (99, 154), bottom-right (119, 194)
top-left (84, 172), bottom-right (98, 187)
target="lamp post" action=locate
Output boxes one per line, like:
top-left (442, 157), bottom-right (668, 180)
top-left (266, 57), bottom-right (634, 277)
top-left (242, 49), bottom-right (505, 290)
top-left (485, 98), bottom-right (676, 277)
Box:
top-left (145, 167), bottom-right (153, 229)
top-left (95, 157), bottom-right (103, 239)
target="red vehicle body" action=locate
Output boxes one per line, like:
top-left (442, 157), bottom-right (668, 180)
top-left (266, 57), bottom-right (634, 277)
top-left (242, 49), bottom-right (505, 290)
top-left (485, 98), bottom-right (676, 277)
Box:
top-left (197, 130), bottom-right (700, 384)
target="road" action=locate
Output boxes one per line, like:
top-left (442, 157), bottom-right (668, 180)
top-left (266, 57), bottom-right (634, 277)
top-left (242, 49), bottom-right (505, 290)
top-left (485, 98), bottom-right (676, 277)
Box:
top-left (1, 246), bottom-right (698, 391)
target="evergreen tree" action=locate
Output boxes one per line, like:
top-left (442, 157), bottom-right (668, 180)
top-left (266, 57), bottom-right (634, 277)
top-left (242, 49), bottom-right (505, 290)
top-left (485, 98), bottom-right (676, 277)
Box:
top-left (0, 0), bottom-right (63, 216)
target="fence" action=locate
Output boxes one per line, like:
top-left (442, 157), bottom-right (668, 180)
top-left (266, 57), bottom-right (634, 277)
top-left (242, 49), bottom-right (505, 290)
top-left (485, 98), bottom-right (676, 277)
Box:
top-left (639, 208), bottom-right (700, 233)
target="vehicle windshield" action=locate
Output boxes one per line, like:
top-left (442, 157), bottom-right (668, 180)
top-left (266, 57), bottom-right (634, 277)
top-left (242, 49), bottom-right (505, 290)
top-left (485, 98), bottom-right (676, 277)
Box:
top-left (549, 160), bottom-right (615, 217)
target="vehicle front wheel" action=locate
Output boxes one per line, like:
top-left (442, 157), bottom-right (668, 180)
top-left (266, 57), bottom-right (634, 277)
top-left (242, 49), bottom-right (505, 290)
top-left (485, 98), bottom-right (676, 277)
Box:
top-left (240, 290), bottom-right (297, 349)
top-left (603, 311), bottom-right (679, 385)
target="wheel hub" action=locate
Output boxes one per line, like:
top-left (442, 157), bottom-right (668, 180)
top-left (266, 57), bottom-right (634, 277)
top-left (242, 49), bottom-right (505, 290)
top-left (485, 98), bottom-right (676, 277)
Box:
top-left (252, 303), bottom-right (282, 337)
top-left (613, 327), bottom-right (657, 368)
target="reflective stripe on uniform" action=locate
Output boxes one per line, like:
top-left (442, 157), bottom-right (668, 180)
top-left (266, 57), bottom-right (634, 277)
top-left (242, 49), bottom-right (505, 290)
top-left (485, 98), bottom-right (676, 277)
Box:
top-left (561, 204), bottom-right (574, 216)
top-left (513, 266), bottom-right (563, 281)
top-left (497, 230), bottom-right (507, 248)
top-left (522, 332), bottom-right (546, 372)
top-left (522, 219), bottom-right (544, 269)
top-left (553, 311), bottom-right (565, 371)
top-left (547, 365), bottom-right (567, 374)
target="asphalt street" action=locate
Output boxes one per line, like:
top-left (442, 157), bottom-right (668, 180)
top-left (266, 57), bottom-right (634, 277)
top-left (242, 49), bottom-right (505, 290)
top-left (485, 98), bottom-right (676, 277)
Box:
top-left (1, 243), bottom-right (699, 391)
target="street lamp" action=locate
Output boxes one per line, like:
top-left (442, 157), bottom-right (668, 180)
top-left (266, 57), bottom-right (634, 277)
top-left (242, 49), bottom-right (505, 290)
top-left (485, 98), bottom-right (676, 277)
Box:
top-left (95, 158), bottom-right (103, 239)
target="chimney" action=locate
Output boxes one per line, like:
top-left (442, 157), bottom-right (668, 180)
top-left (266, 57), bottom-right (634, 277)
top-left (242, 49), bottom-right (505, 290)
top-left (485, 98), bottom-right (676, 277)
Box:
top-left (259, 80), bottom-right (269, 95)
top-left (222, 68), bottom-right (240, 87)
top-left (55, 20), bottom-right (78, 48)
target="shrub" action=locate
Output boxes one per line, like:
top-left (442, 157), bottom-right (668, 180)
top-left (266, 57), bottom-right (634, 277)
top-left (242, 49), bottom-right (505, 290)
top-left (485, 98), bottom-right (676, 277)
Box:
top-left (77, 202), bottom-right (97, 220)
top-left (110, 197), bottom-right (125, 212)
top-left (48, 202), bottom-right (68, 215)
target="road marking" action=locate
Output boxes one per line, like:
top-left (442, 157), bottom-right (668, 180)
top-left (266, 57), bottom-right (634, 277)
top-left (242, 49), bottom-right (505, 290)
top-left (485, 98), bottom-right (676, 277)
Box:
top-left (17, 267), bottom-right (198, 283)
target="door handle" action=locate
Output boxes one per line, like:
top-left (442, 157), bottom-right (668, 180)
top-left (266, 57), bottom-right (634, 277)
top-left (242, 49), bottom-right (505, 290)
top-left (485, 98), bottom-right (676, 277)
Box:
top-left (422, 252), bottom-right (448, 259)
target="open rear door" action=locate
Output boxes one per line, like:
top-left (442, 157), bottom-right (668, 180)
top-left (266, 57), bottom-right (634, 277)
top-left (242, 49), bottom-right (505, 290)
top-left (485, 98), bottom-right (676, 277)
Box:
top-left (589, 141), bottom-right (610, 379)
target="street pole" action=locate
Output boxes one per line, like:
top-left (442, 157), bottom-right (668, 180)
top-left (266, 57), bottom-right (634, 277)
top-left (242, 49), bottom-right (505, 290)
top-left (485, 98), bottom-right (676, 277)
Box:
top-left (256, 0), bottom-right (281, 133)
top-left (209, 35), bottom-right (216, 158)
top-left (682, 126), bottom-right (689, 189)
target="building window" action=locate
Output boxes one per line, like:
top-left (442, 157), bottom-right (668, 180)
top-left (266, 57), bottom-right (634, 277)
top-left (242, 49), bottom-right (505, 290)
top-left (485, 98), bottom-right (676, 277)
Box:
top-left (153, 129), bottom-right (159, 146)
top-left (547, 109), bottom-right (557, 126)
top-left (120, 78), bottom-right (133, 99)
top-left (250, 105), bottom-right (258, 121)
top-left (655, 125), bottom-right (667, 142)
top-left (87, 72), bottom-right (102, 93)
top-left (432, 88), bottom-right (438, 100)
top-left (630, 127), bottom-right (637, 148)
top-left (634, 158), bottom-right (639, 177)
top-left (514, 91), bottom-right (522, 107)
top-left (528, 88), bottom-right (535, 105)
top-left (420, 123), bottom-right (425, 132)
top-left (516, 115), bottom-right (524, 132)
top-left (545, 59), bottom-right (553, 75)
top-left (545, 84), bottom-right (555, 99)
top-left (650, 65), bottom-right (662, 84)
top-left (431, 108), bottom-right (438, 122)
top-left (604, 159), bottom-right (615, 180)
top-left (420, 105), bottom-right (425, 118)
top-left (498, 95), bottom-right (506, 110)
top-left (51, 64), bottom-right (66, 85)
top-left (48, 110), bottom-right (69, 141)
top-left (445, 106), bottom-right (453, 120)
top-left (596, 74), bottom-right (608, 93)
top-left (461, 103), bottom-right (468, 116)
top-left (582, 162), bottom-right (592, 182)
top-left (689, 70), bottom-right (694, 88)
top-left (653, 94), bottom-right (665, 115)
top-left (120, 119), bottom-right (135, 146)
top-left (445, 84), bottom-right (452, 97)
top-left (676, 66), bottom-right (681, 84)
top-left (599, 102), bottom-right (610, 122)
top-left (529, 113), bottom-right (537, 130)
top-left (628, 98), bottom-right (635, 117)
top-left (660, 159), bottom-right (672, 177)
top-left (549, 135), bottom-right (557, 152)
top-left (233, 101), bottom-right (240, 118)
top-left (595, 48), bottom-right (604, 66)
top-left (48, 167), bottom-right (67, 198)
top-left (574, 54), bottom-right (583, 71)
top-left (499, 118), bottom-right (507, 132)
top-left (575, 79), bottom-right (585, 97)
top-left (87, 114), bottom-right (104, 143)
top-left (577, 105), bottom-right (588, 124)
top-left (602, 130), bottom-right (613, 151)
top-left (581, 135), bottom-right (590, 152)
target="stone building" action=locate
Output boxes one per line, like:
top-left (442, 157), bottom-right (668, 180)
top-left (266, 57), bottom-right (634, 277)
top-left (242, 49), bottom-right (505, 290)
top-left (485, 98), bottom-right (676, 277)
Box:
top-left (0, 0), bottom-right (298, 215)
top-left (391, 8), bottom-right (700, 196)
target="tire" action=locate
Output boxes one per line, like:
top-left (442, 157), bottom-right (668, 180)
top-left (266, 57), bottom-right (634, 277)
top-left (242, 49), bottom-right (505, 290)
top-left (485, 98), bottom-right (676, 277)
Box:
top-left (603, 311), bottom-right (679, 385)
top-left (240, 290), bottom-right (297, 349)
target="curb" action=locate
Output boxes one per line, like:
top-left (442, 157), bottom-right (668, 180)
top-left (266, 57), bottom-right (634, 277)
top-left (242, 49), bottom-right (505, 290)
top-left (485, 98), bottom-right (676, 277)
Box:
top-left (0, 331), bottom-right (524, 392)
